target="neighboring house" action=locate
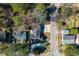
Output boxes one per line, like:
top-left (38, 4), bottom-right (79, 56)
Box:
top-left (62, 34), bottom-right (76, 45)
top-left (13, 31), bottom-right (28, 43)
top-left (61, 30), bottom-right (79, 45)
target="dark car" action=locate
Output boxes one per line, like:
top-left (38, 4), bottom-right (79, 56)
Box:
top-left (32, 44), bottom-right (46, 55)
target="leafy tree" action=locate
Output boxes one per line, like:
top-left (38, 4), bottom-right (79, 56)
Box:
top-left (12, 16), bottom-right (22, 26)
top-left (10, 3), bottom-right (25, 14)
top-left (36, 4), bottom-right (46, 13)
top-left (58, 6), bottom-right (73, 20)
top-left (10, 3), bottom-right (36, 15)
top-left (35, 4), bottom-right (50, 24)
top-left (36, 4), bottom-right (50, 13)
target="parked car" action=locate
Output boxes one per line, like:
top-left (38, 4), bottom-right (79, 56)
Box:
top-left (31, 43), bottom-right (46, 55)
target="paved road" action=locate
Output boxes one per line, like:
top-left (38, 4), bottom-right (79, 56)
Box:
top-left (50, 21), bottom-right (59, 56)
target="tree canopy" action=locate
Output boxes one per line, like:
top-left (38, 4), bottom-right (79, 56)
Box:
top-left (10, 4), bottom-right (25, 14)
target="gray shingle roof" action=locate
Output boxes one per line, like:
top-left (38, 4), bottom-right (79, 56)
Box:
top-left (63, 35), bottom-right (75, 40)
top-left (62, 34), bottom-right (76, 44)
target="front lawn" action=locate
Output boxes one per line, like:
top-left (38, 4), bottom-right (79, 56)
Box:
top-left (64, 45), bottom-right (79, 56)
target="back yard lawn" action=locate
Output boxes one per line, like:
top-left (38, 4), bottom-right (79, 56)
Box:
top-left (70, 28), bottom-right (79, 34)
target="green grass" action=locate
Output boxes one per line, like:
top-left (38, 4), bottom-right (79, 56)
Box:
top-left (17, 47), bottom-right (29, 56)
top-left (2, 44), bottom-right (13, 56)
top-left (2, 43), bottom-right (29, 56)
top-left (64, 45), bottom-right (79, 56)
top-left (15, 43), bottom-right (29, 56)
top-left (70, 28), bottom-right (79, 34)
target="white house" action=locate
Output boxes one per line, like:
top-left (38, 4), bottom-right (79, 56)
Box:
top-left (62, 34), bottom-right (76, 45)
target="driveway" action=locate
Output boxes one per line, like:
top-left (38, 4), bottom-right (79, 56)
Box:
top-left (50, 21), bottom-right (60, 56)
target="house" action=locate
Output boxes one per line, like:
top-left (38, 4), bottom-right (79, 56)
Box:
top-left (31, 24), bottom-right (51, 43)
top-left (62, 34), bottom-right (76, 45)
top-left (13, 31), bottom-right (29, 43)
